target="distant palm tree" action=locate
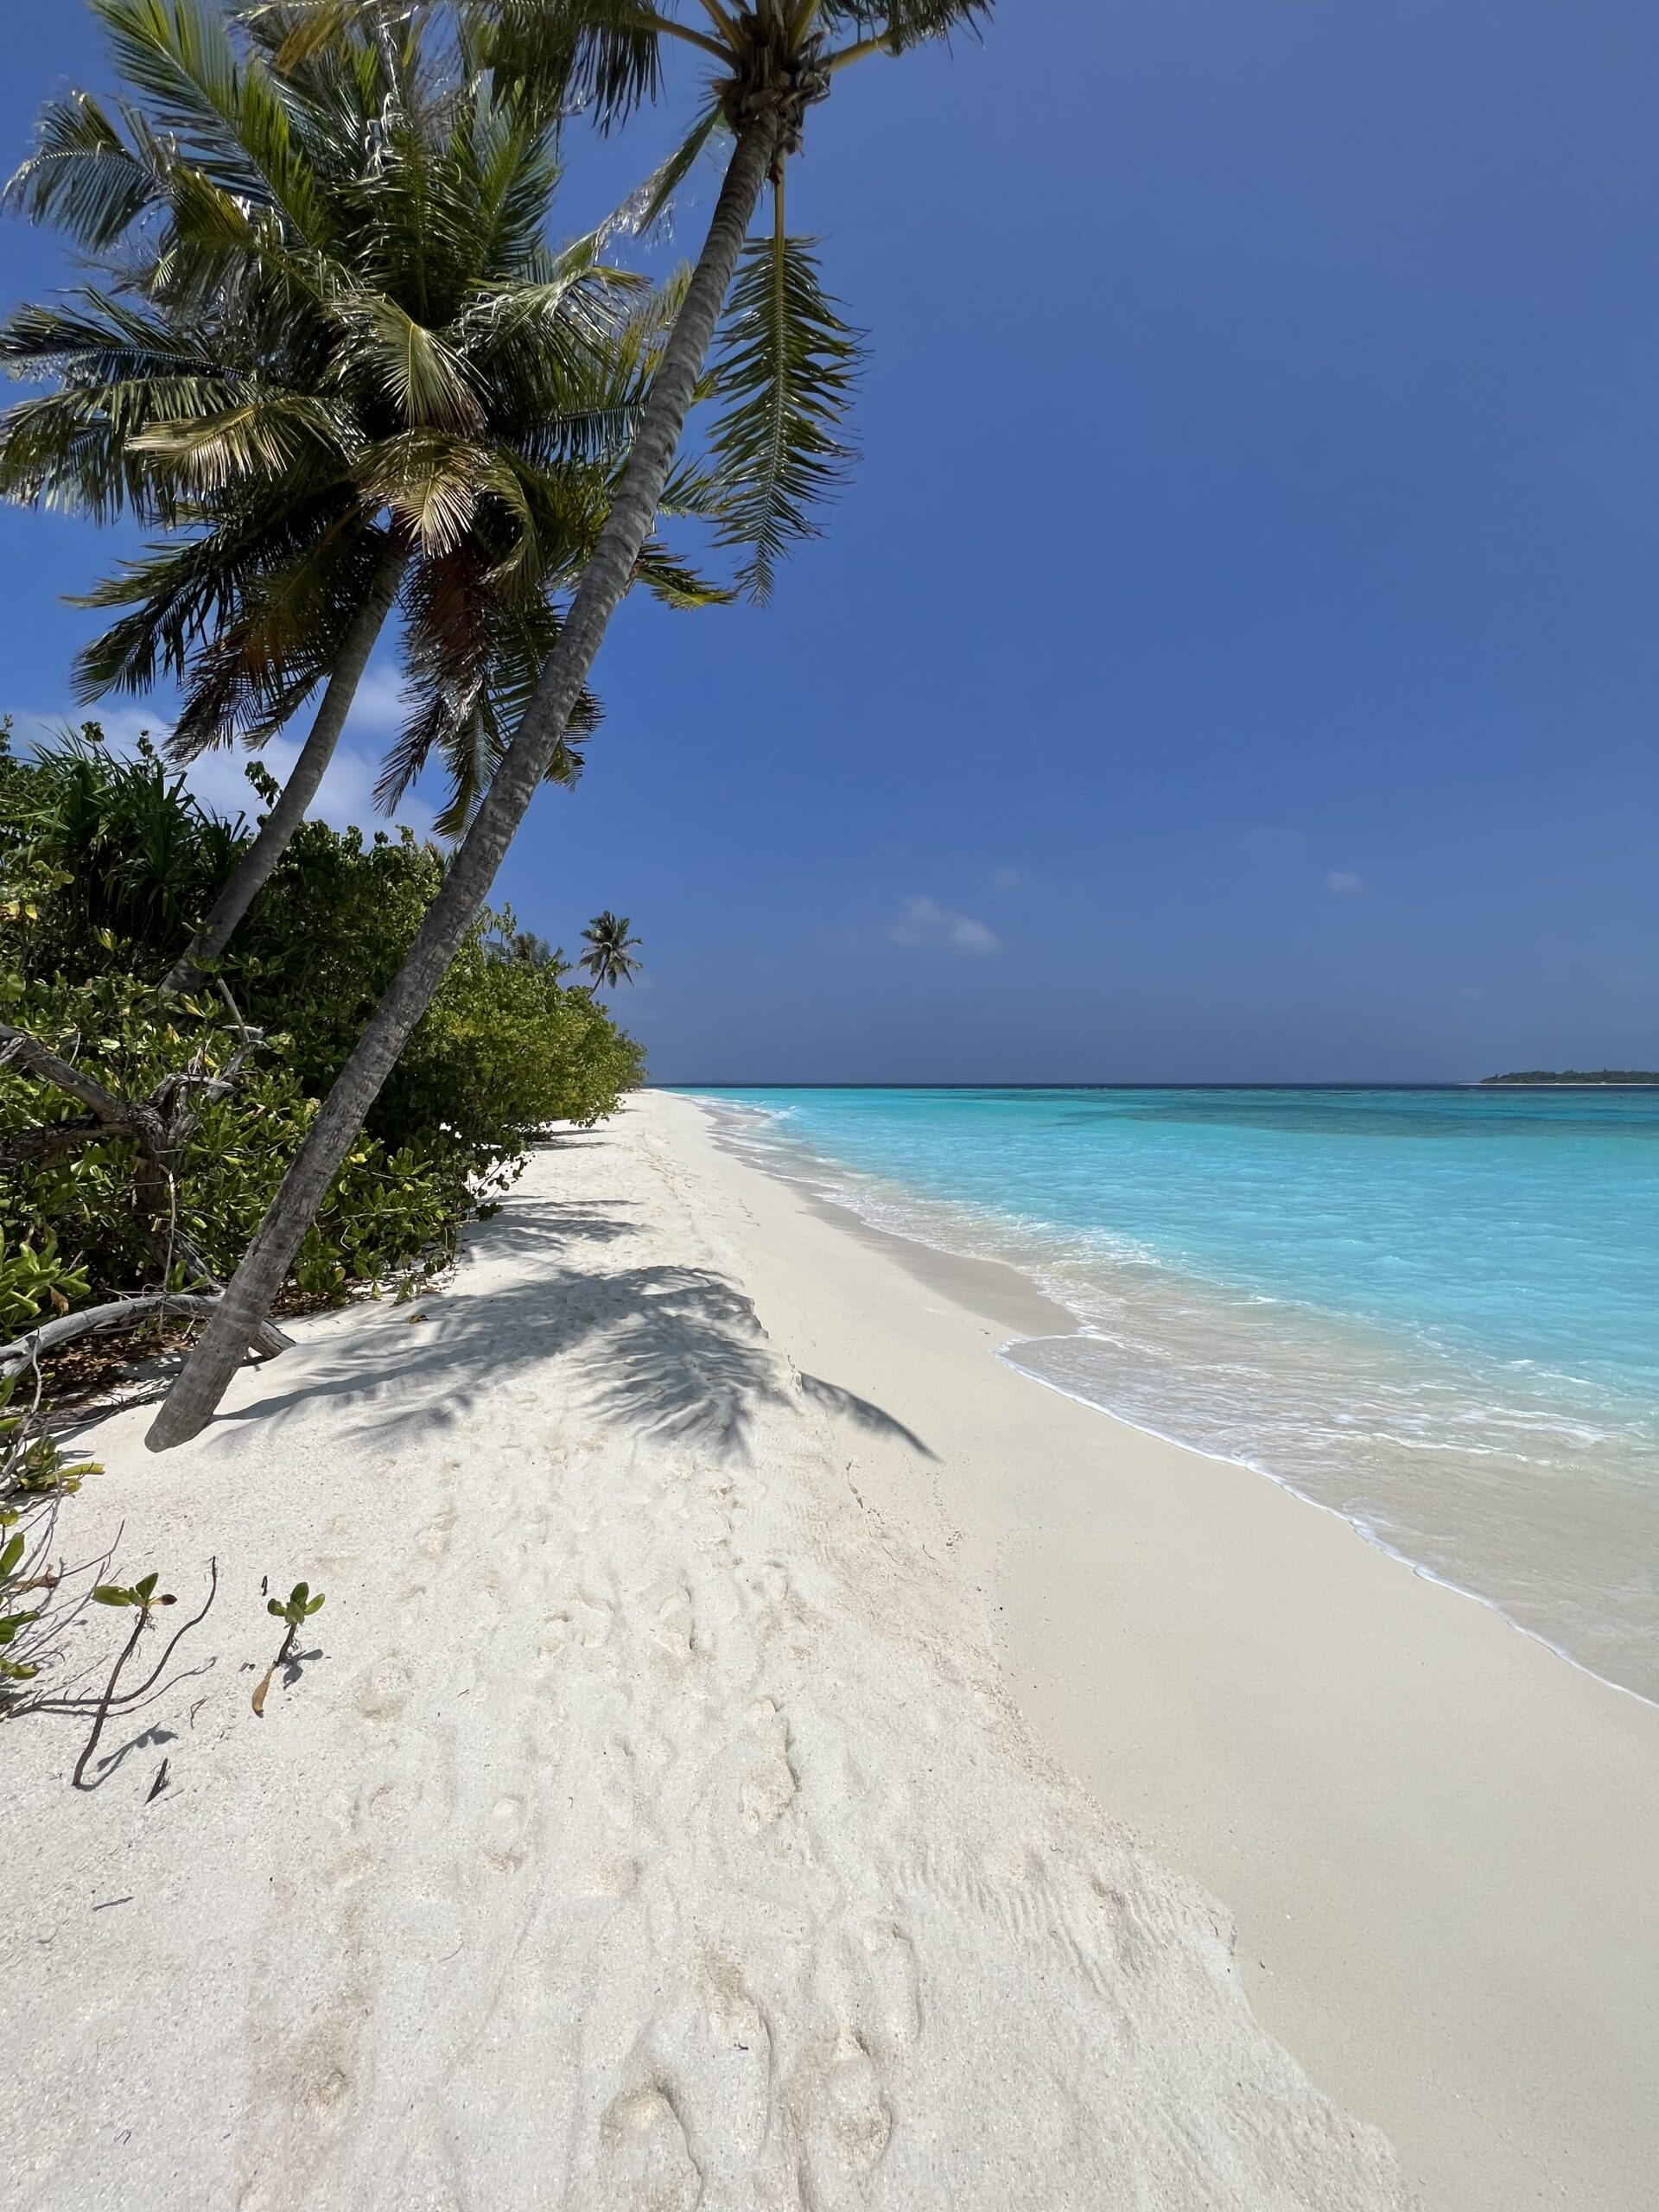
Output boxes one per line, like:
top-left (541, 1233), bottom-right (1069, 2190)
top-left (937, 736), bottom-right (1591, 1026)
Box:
top-left (578, 910), bottom-right (641, 991)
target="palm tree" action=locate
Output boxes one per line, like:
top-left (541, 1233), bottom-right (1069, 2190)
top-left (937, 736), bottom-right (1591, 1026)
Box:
top-left (151, 0), bottom-right (995, 1449)
top-left (0, 1), bottom-right (721, 990)
top-left (578, 909), bottom-right (642, 990)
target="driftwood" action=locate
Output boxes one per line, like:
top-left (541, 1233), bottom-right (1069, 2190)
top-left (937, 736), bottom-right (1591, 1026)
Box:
top-left (0, 1017), bottom-right (293, 1371)
top-left (0, 1295), bottom-right (292, 1382)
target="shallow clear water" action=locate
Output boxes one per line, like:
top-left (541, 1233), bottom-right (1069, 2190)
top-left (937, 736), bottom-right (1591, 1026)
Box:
top-left (682, 1086), bottom-right (1659, 1702)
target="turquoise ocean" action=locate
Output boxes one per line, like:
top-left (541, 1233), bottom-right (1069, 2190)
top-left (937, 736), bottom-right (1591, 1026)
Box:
top-left (683, 1086), bottom-right (1659, 1703)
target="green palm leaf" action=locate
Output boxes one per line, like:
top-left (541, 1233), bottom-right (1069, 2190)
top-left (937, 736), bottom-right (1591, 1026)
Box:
top-left (92, 0), bottom-right (327, 242)
top-left (706, 230), bottom-right (862, 603)
top-left (3, 91), bottom-right (160, 247)
top-left (819, 0), bottom-right (993, 50)
top-left (131, 391), bottom-right (354, 490)
top-left (480, 0), bottom-right (666, 128)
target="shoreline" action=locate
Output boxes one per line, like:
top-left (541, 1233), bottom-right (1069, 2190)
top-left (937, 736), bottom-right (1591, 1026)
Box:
top-left (996, 1338), bottom-right (1659, 1710)
top-left (691, 1089), bottom-right (1659, 1709)
top-left (670, 1090), bottom-right (1659, 2209)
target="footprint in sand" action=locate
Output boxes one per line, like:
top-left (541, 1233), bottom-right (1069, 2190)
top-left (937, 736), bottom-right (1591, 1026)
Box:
top-left (698, 1958), bottom-right (776, 2160)
top-left (740, 1699), bottom-right (798, 1832)
top-left (481, 1794), bottom-right (530, 1876)
top-left (801, 2029), bottom-right (892, 2178)
top-left (417, 1509), bottom-right (456, 1561)
top-left (858, 1921), bottom-right (922, 2048)
top-left (569, 1589), bottom-right (614, 1651)
top-left (600, 2085), bottom-right (702, 2212)
top-left (355, 1657), bottom-right (411, 1723)
top-left (367, 1776), bottom-right (423, 1823)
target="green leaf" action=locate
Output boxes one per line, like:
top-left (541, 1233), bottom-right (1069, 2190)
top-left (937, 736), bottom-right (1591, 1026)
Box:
top-left (92, 1586), bottom-right (135, 1606)
top-left (706, 234), bottom-right (864, 605)
top-left (0, 1535), bottom-right (24, 1580)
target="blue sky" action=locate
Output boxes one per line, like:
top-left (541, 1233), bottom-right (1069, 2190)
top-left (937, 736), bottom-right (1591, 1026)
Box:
top-left (3, 2), bottom-right (1656, 1082)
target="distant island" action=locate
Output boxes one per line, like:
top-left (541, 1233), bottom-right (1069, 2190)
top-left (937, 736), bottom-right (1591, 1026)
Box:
top-left (1480, 1070), bottom-right (1659, 1086)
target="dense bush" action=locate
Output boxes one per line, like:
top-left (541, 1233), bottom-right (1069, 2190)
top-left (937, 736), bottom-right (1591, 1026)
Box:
top-left (0, 722), bottom-right (643, 1349)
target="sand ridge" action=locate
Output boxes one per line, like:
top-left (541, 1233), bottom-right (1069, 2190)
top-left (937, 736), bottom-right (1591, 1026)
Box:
top-left (6, 1105), bottom-right (1413, 2210)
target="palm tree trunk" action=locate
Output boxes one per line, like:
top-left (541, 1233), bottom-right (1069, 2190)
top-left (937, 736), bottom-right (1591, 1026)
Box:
top-left (146, 115), bottom-right (780, 1451)
top-left (161, 539), bottom-right (410, 995)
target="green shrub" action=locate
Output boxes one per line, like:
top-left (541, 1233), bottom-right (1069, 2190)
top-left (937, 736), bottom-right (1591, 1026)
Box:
top-left (0, 721), bottom-right (644, 1354)
top-left (0, 721), bottom-right (244, 979)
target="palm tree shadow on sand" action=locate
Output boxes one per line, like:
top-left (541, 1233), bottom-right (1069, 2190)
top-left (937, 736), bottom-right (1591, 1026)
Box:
top-left (217, 1196), bottom-right (934, 1463)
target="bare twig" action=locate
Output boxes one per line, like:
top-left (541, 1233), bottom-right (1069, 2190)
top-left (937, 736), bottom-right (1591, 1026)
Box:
top-left (0, 1120), bottom-right (107, 1169)
top-left (0, 1022), bottom-right (130, 1128)
top-left (68, 1558), bottom-right (217, 1788)
top-left (116, 1555), bottom-right (219, 1707)
top-left (72, 1606), bottom-right (153, 1789)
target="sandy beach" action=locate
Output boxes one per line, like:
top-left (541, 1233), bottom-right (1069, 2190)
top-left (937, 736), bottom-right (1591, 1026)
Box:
top-left (7, 1090), bottom-right (1656, 2209)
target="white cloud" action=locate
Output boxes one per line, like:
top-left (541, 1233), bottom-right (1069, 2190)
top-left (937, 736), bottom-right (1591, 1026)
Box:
top-left (990, 864), bottom-right (1022, 890)
top-left (887, 894), bottom-right (1001, 957)
top-left (340, 659), bottom-right (410, 740)
top-left (190, 731), bottom-right (435, 838)
top-left (1325, 868), bottom-right (1364, 894)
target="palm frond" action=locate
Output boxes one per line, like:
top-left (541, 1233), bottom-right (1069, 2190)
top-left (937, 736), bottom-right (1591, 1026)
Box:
top-left (167, 521), bottom-right (389, 753)
top-left (70, 496), bottom-right (365, 699)
top-left (480, 0), bottom-right (667, 130)
top-left (389, 549), bottom-right (597, 829)
top-left (358, 429), bottom-right (487, 551)
top-left (327, 291), bottom-right (486, 429)
top-left (820, 0), bottom-right (993, 53)
top-left (0, 291), bottom-right (227, 382)
top-left (607, 101), bottom-right (723, 242)
top-left (0, 378), bottom-right (249, 521)
top-left (3, 92), bottom-right (160, 248)
top-left (513, 403), bottom-right (643, 467)
top-left (131, 391), bottom-right (354, 491)
top-left (238, 1), bottom-right (415, 72)
top-left (457, 243), bottom-right (643, 375)
top-left (706, 231), bottom-right (862, 604)
top-left (631, 538), bottom-right (734, 607)
top-left (92, 0), bottom-right (327, 242)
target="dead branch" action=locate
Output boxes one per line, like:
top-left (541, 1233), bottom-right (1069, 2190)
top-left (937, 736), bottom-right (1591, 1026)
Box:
top-left (0, 1119), bottom-right (107, 1169)
top-left (0, 1021), bottom-right (130, 1129)
top-left (0, 1295), bottom-right (293, 1381)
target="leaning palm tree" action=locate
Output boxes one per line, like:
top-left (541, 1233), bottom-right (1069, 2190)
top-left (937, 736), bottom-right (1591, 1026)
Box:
top-left (0, 1), bottom-right (720, 988)
top-left (152, 0), bottom-right (995, 1449)
top-left (578, 909), bottom-right (641, 990)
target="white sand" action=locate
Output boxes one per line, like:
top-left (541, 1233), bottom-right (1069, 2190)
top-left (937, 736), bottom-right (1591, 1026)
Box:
top-left (4, 1095), bottom-right (1417, 2212)
top-left (674, 1092), bottom-right (1659, 2211)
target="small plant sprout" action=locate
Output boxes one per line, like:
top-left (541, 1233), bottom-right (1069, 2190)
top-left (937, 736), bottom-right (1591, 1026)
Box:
top-left (253, 1581), bottom-right (325, 1717)
top-left (73, 1572), bottom-right (176, 1789)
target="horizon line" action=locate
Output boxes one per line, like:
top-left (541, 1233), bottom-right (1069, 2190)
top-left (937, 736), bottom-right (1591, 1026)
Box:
top-left (645, 1078), bottom-right (1659, 1093)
